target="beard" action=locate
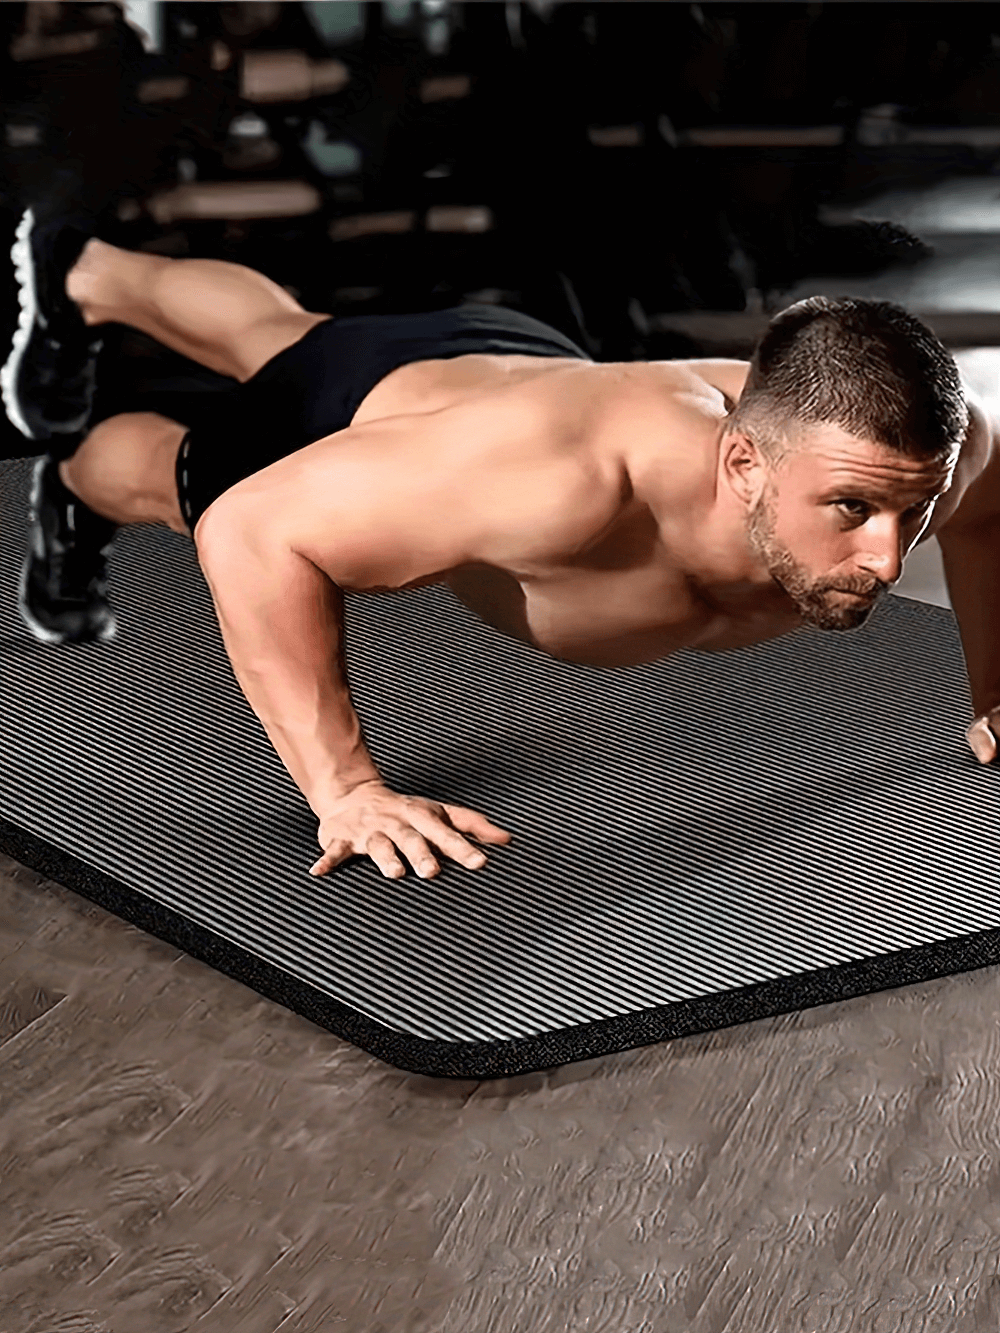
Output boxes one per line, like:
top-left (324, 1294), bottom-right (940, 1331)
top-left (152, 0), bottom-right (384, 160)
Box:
top-left (745, 486), bottom-right (882, 632)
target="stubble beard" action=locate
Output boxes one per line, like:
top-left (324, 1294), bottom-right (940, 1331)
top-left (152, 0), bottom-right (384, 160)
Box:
top-left (745, 486), bottom-right (879, 632)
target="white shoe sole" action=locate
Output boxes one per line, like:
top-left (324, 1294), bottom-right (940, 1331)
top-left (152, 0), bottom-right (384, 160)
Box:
top-left (1, 208), bottom-right (98, 441)
top-left (1, 208), bottom-right (39, 440)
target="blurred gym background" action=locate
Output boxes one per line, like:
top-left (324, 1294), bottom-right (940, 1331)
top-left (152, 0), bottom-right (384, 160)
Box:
top-left (3, 1), bottom-right (1000, 497)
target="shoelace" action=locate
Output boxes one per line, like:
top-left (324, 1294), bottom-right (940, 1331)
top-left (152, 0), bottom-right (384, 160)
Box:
top-left (41, 334), bottom-right (103, 362)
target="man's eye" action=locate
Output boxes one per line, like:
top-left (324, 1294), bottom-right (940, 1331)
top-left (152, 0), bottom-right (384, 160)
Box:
top-left (835, 499), bottom-right (933, 522)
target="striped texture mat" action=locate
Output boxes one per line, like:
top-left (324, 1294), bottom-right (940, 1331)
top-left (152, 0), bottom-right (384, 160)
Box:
top-left (2, 455), bottom-right (1000, 1079)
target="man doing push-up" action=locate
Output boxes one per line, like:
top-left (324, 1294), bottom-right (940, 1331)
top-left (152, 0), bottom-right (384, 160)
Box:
top-left (4, 211), bottom-right (1000, 881)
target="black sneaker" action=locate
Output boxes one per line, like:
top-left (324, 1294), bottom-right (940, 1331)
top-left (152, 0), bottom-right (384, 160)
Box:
top-left (18, 453), bottom-right (119, 645)
top-left (1, 208), bottom-right (105, 441)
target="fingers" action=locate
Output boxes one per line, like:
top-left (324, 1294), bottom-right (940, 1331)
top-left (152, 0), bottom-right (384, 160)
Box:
top-left (363, 801), bottom-right (512, 879)
top-left (441, 804), bottom-right (514, 845)
top-left (967, 715), bottom-right (999, 764)
top-left (308, 821), bottom-right (479, 880)
top-left (366, 831), bottom-right (409, 880)
top-left (387, 819), bottom-right (477, 879)
top-left (310, 833), bottom-right (412, 880)
top-left (308, 839), bottom-right (351, 877)
top-left (309, 794), bottom-right (514, 881)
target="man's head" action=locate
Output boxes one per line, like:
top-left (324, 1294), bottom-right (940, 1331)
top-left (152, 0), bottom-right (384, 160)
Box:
top-left (724, 296), bottom-right (967, 631)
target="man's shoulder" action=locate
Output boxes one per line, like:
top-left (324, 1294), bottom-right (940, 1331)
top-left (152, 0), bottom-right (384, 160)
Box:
top-left (599, 358), bottom-right (749, 423)
top-left (933, 387), bottom-right (999, 537)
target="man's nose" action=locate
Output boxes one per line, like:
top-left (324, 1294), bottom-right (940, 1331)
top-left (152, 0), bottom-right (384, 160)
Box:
top-left (855, 530), bottom-right (906, 585)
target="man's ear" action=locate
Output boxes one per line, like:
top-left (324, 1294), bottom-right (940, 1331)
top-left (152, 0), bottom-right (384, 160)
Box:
top-left (722, 431), bottom-right (768, 505)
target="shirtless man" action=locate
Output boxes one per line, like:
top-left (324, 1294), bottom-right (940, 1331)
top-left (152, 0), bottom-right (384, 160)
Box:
top-left (6, 213), bottom-right (1000, 882)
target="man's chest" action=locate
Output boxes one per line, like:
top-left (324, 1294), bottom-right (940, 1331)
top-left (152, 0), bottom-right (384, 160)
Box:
top-left (444, 555), bottom-right (708, 666)
top-left (516, 550), bottom-right (802, 665)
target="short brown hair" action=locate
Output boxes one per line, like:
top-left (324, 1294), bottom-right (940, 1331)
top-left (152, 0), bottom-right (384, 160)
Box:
top-left (729, 296), bottom-right (968, 468)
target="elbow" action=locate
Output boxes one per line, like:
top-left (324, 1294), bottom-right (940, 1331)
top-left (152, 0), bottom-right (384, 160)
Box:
top-left (195, 497), bottom-right (313, 578)
top-left (192, 494), bottom-right (251, 563)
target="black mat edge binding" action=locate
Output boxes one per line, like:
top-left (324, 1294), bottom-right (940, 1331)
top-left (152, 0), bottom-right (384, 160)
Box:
top-left (5, 810), bottom-right (999, 1080)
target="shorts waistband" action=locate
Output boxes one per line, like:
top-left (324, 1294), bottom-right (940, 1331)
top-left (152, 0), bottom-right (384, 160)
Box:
top-left (177, 432), bottom-right (195, 527)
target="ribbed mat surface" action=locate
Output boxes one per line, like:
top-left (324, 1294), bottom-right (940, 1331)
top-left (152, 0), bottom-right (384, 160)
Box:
top-left (2, 455), bottom-right (1000, 1078)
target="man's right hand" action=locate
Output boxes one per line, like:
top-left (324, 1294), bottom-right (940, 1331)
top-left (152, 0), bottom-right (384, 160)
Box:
top-left (310, 780), bottom-right (513, 879)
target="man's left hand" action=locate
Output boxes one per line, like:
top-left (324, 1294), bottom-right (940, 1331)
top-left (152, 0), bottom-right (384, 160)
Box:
top-left (966, 709), bottom-right (1000, 763)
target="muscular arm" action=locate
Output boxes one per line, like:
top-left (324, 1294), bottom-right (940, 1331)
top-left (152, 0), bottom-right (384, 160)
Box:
top-left (194, 525), bottom-right (381, 815)
top-left (193, 407), bottom-right (613, 873)
top-left (193, 413), bottom-right (490, 872)
top-left (198, 532), bottom-right (511, 879)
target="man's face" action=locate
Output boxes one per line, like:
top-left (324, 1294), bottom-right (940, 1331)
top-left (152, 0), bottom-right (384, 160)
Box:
top-left (742, 422), bottom-right (956, 632)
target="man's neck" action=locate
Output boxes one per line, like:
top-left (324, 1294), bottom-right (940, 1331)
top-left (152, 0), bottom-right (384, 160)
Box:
top-left (672, 439), bottom-right (794, 617)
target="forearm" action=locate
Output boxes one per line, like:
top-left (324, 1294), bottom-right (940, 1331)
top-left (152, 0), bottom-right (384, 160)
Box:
top-left (196, 521), bottom-right (382, 815)
top-left (938, 518), bottom-right (1000, 714)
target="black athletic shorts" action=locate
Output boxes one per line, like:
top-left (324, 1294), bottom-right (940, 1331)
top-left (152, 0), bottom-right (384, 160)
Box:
top-left (174, 304), bottom-right (592, 533)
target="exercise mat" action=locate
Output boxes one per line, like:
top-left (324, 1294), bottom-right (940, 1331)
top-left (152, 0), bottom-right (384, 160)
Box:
top-left (1, 456), bottom-right (999, 1079)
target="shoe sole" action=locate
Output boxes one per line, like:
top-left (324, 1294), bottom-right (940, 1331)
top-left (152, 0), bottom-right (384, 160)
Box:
top-left (1, 208), bottom-right (38, 440)
top-left (16, 457), bottom-right (118, 646)
top-left (1, 208), bottom-right (97, 441)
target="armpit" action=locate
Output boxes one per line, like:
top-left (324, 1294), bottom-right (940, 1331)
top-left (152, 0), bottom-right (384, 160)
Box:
top-left (444, 564), bottom-right (535, 645)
